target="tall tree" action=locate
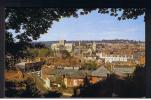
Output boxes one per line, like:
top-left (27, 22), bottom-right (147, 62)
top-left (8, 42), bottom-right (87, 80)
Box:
top-left (5, 8), bottom-right (145, 54)
top-left (5, 8), bottom-right (149, 97)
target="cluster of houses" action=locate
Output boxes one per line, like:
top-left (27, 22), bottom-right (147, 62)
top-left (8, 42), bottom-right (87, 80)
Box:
top-left (15, 61), bottom-right (45, 72)
top-left (40, 65), bottom-right (136, 91)
top-left (13, 58), bottom-right (138, 92)
top-left (8, 40), bottom-right (144, 96)
top-left (50, 40), bottom-right (145, 66)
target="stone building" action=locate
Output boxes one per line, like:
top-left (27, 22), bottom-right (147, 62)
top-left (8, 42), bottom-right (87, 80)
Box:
top-left (51, 40), bottom-right (73, 52)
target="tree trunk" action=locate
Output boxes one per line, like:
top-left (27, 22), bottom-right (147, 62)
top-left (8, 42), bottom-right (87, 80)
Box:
top-left (0, 7), bottom-right (5, 97)
top-left (145, 9), bottom-right (151, 98)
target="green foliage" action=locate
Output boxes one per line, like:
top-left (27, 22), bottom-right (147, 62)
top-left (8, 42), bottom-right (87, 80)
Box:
top-left (5, 81), bottom-right (25, 97)
top-left (60, 50), bottom-right (71, 59)
top-left (32, 43), bottom-right (46, 48)
top-left (82, 61), bottom-right (98, 70)
top-left (47, 48), bottom-right (54, 57)
top-left (37, 48), bottom-right (49, 57)
top-left (27, 48), bottom-right (54, 59)
top-left (5, 8), bottom-right (145, 70)
top-left (21, 79), bottom-right (41, 97)
top-left (5, 78), bottom-right (41, 97)
top-left (27, 48), bottom-right (38, 59)
top-left (5, 33), bottom-right (32, 69)
top-left (5, 8), bottom-right (145, 43)
top-left (5, 8), bottom-right (79, 41)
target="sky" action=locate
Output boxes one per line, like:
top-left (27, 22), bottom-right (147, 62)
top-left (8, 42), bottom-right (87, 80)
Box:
top-left (12, 10), bottom-right (145, 42)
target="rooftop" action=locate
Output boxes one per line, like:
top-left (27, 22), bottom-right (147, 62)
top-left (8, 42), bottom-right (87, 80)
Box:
top-left (91, 66), bottom-right (110, 77)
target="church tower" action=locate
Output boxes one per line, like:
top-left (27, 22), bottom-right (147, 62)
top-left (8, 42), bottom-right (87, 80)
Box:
top-left (59, 40), bottom-right (65, 45)
top-left (92, 41), bottom-right (96, 52)
top-left (79, 41), bottom-right (81, 47)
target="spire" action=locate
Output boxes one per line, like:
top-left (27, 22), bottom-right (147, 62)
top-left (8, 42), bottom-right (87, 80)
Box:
top-left (79, 41), bottom-right (81, 47)
top-left (92, 41), bottom-right (96, 51)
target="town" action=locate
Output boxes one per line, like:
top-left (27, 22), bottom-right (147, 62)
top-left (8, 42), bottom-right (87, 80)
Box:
top-left (5, 39), bottom-right (145, 97)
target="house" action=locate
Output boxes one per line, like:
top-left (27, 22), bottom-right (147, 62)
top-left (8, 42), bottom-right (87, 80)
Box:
top-left (25, 61), bottom-right (45, 71)
top-left (41, 67), bottom-right (91, 88)
top-left (15, 61), bottom-right (45, 72)
top-left (112, 65), bottom-right (136, 78)
top-left (15, 62), bottom-right (26, 71)
top-left (63, 66), bottom-right (80, 70)
top-left (91, 66), bottom-right (110, 84)
top-left (63, 70), bottom-right (90, 88)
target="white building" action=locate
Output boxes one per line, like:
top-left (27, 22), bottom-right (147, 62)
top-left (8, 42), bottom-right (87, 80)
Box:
top-left (64, 43), bottom-right (73, 52)
top-left (51, 43), bottom-right (60, 51)
top-left (96, 52), bottom-right (133, 63)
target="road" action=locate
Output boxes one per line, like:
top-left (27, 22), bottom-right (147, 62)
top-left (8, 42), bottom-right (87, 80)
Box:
top-left (27, 71), bottom-right (49, 93)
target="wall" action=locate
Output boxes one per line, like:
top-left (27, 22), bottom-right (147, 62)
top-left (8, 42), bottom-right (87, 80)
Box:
top-left (64, 77), bottom-right (84, 88)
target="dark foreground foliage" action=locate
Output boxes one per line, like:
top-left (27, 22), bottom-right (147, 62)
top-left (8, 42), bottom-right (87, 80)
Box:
top-left (73, 67), bottom-right (145, 98)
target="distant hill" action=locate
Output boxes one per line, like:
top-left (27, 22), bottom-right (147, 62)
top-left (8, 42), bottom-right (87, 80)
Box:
top-left (32, 39), bottom-right (145, 47)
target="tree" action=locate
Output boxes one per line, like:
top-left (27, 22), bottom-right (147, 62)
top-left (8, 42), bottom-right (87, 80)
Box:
top-left (5, 8), bottom-right (145, 42)
top-left (5, 8), bottom-right (148, 96)
top-left (48, 48), bottom-right (54, 57)
top-left (43, 91), bottom-right (62, 97)
top-left (60, 50), bottom-right (71, 59)
top-left (5, 78), bottom-right (41, 97)
top-left (38, 48), bottom-right (49, 57)
top-left (31, 43), bottom-right (46, 48)
top-left (5, 8), bottom-right (145, 59)
top-left (82, 61), bottom-right (98, 70)
top-left (27, 48), bottom-right (39, 60)
top-left (21, 78), bottom-right (41, 97)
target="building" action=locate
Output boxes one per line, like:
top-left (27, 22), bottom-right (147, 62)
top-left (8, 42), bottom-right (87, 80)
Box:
top-left (51, 43), bottom-right (60, 51)
top-left (25, 61), bottom-right (45, 71)
top-left (41, 67), bottom-right (90, 88)
top-left (135, 56), bottom-right (145, 65)
top-left (92, 42), bottom-right (97, 52)
top-left (59, 40), bottom-right (66, 45)
top-left (63, 66), bottom-right (80, 70)
top-left (64, 43), bottom-right (73, 52)
top-left (15, 62), bottom-right (26, 71)
top-left (51, 40), bottom-right (73, 52)
top-left (111, 65), bottom-right (136, 78)
top-left (91, 66), bottom-right (110, 84)
top-left (63, 75), bottom-right (85, 88)
top-left (63, 70), bottom-right (91, 88)
top-left (96, 52), bottom-right (133, 63)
